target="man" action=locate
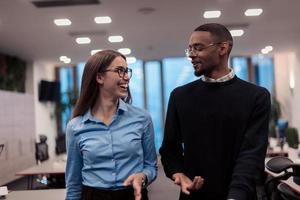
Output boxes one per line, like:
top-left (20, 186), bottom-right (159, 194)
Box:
top-left (159, 23), bottom-right (271, 200)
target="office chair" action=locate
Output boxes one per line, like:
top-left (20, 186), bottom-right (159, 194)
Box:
top-left (0, 144), bottom-right (4, 156)
top-left (35, 135), bottom-right (49, 164)
top-left (265, 156), bottom-right (300, 200)
top-left (286, 127), bottom-right (299, 149)
top-left (55, 134), bottom-right (66, 155)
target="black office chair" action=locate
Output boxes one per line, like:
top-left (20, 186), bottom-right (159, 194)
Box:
top-left (265, 156), bottom-right (300, 200)
top-left (35, 135), bottom-right (49, 164)
top-left (0, 144), bottom-right (4, 156)
top-left (55, 134), bottom-right (66, 155)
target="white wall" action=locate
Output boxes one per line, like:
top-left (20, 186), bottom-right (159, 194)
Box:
top-left (0, 91), bottom-right (35, 185)
top-left (32, 61), bottom-right (57, 158)
top-left (274, 51), bottom-right (300, 134)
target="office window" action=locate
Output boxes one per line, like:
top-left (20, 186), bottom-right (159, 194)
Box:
top-left (252, 55), bottom-right (274, 94)
top-left (162, 57), bottom-right (196, 111)
top-left (145, 61), bottom-right (163, 151)
top-left (76, 62), bottom-right (85, 92)
top-left (59, 67), bottom-right (74, 132)
top-left (231, 57), bottom-right (249, 81)
top-left (129, 60), bottom-right (144, 108)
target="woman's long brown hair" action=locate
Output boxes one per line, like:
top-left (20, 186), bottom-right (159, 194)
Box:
top-left (72, 50), bottom-right (132, 118)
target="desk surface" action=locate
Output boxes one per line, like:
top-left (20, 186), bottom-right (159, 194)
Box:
top-left (15, 154), bottom-right (66, 176)
top-left (5, 189), bottom-right (65, 200)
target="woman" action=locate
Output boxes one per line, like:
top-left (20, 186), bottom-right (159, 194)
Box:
top-left (65, 50), bottom-right (157, 200)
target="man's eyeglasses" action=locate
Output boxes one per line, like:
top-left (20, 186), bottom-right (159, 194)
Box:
top-left (101, 67), bottom-right (133, 79)
top-left (185, 42), bottom-right (222, 57)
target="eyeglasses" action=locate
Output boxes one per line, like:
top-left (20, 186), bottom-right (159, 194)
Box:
top-left (101, 67), bottom-right (133, 79)
top-left (185, 42), bottom-right (222, 57)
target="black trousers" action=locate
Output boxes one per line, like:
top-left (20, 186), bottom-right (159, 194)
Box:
top-left (81, 185), bottom-right (149, 200)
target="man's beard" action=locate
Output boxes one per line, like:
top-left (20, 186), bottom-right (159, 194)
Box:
top-left (194, 69), bottom-right (203, 77)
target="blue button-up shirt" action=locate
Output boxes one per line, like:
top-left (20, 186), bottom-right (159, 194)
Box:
top-left (65, 99), bottom-right (157, 200)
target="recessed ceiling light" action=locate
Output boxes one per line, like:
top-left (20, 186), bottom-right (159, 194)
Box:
top-left (118, 48), bottom-right (131, 55)
top-left (108, 36), bottom-right (123, 43)
top-left (261, 48), bottom-right (269, 54)
top-left (127, 57), bottom-right (136, 64)
top-left (76, 37), bottom-right (91, 44)
top-left (63, 58), bottom-right (71, 64)
top-left (265, 45), bottom-right (273, 51)
top-left (94, 16), bottom-right (112, 24)
top-left (244, 8), bottom-right (263, 16)
top-left (90, 49), bottom-right (102, 55)
top-left (230, 29), bottom-right (244, 37)
top-left (59, 56), bottom-right (68, 61)
top-left (59, 56), bottom-right (71, 63)
top-left (54, 18), bottom-right (71, 26)
top-left (203, 10), bottom-right (221, 18)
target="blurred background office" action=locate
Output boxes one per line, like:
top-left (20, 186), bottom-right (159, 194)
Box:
top-left (1, 0), bottom-right (300, 198)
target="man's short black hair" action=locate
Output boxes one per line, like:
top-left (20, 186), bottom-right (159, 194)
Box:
top-left (194, 23), bottom-right (233, 54)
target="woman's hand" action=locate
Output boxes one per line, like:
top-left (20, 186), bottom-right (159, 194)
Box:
top-left (123, 172), bottom-right (146, 200)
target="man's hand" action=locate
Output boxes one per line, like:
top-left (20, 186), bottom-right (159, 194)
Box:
top-left (123, 173), bottom-right (146, 200)
top-left (172, 173), bottom-right (204, 195)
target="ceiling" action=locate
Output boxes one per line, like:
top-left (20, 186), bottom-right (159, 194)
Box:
top-left (0, 0), bottom-right (300, 65)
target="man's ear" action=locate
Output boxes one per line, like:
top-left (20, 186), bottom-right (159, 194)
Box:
top-left (219, 42), bottom-right (230, 56)
top-left (96, 73), bottom-right (104, 85)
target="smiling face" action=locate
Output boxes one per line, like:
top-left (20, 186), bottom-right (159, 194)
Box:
top-left (96, 56), bottom-right (130, 100)
top-left (188, 31), bottom-right (223, 77)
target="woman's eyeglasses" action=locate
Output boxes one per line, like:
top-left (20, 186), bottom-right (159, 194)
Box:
top-left (101, 67), bottom-right (133, 79)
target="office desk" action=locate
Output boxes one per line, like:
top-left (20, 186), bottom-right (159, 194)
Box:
top-left (5, 189), bottom-right (65, 200)
top-left (15, 154), bottom-right (66, 189)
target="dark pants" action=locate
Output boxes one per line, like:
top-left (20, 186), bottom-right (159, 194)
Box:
top-left (81, 185), bottom-right (149, 200)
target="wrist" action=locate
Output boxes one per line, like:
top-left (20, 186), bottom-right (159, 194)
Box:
top-left (141, 173), bottom-right (148, 187)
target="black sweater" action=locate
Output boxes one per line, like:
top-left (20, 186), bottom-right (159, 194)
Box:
top-left (159, 76), bottom-right (271, 200)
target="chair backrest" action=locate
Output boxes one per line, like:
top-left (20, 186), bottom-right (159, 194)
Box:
top-left (35, 135), bottom-right (49, 163)
top-left (55, 134), bottom-right (66, 155)
top-left (0, 144), bottom-right (4, 156)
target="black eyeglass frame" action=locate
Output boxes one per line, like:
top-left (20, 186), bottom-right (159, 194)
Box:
top-left (100, 66), bottom-right (133, 79)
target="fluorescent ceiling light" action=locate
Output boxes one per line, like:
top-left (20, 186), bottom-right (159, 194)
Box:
top-left (108, 36), bottom-right (123, 43)
top-left (127, 57), bottom-right (136, 64)
top-left (94, 16), bottom-right (112, 24)
top-left (118, 48), bottom-right (131, 55)
top-left (230, 29), bottom-right (244, 37)
top-left (203, 10), bottom-right (221, 18)
top-left (54, 18), bottom-right (71, 26)
top-left (90, 49), bottom-right (102, 55)
top-left (244, 8), bottom-right (263, 16)
top-left (76, 37), bottom-right (91, 44)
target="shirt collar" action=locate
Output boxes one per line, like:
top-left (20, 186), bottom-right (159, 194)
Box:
top-left (202, 67), bottom-right (235, 83)
top-left (82, 98), bottom-right (128, 123)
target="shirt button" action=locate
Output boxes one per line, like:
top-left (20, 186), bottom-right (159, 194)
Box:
top-left (112, 172), bottom-right (116, 176)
